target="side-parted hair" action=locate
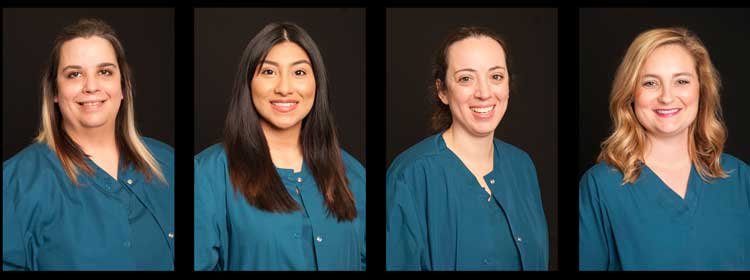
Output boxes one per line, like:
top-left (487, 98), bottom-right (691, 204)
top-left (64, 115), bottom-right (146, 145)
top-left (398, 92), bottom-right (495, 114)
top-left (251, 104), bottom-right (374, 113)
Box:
top-left (598, 27), bottom-right (728, 184)
top-left (223, 22), bottom-right (356, 221)
top-left (431, 26), bottom-right (512, 133)
top-left (36, 18), bottom-right (166, 186)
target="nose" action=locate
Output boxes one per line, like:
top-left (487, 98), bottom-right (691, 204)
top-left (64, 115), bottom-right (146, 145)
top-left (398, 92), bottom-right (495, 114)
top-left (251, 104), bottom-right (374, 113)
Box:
top-left (274, 73), bottom-right (293, 96)
top-left (473, 77), bottom-right (491, 100)
top-left (657, 84), bottom-right (674, 104)
top-left (83, 76), bottom-right (100, 94)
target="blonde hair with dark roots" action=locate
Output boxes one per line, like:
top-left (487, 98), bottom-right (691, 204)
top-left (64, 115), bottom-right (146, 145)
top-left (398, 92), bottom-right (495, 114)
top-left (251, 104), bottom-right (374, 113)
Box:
top-left (598, 27), bottom-right (728, 184)
top-left (36, 18), bottom-right (166, 186)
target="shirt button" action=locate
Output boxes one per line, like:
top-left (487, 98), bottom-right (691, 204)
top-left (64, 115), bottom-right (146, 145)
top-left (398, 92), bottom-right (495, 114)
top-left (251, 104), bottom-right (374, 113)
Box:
top-left (315, 236), bottom-right (323, 243)
top-left (516, 236), bottom-right (522, 242)
top-left (168, 232), bottom-right (174, 239)
top-left (126, 179), bottom-right (133, 185)
top-left (489, 179), bottom-right (495, 184)
top-left (483, 259), bottom-right (489, 264)
top-left (123, 241), bottom-right (131, 247)
top-left (293, 233), bottom-right (300, 239)
top-left (297, 177), bottom-right (303, 183)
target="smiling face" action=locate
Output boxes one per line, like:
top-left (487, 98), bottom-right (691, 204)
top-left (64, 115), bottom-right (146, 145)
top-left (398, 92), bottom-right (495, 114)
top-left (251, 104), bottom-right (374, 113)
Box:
top-left (251, 41), bottom-right (316, 133)
top-left (634, 43), bottom-right (700, 140)
top-left (55, 36), bottom-right (123, 133)
top-left (438, 36), bottom-right (509, 138)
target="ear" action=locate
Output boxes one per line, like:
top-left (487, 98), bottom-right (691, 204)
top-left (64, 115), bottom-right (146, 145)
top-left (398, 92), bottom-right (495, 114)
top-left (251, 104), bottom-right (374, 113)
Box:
top-left (436, 79), bottom-right (449, 105)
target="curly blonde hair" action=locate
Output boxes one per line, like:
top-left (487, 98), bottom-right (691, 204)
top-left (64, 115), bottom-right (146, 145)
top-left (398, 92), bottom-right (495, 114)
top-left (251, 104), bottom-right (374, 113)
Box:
top-left (598, 27), bottom-right (728, 184)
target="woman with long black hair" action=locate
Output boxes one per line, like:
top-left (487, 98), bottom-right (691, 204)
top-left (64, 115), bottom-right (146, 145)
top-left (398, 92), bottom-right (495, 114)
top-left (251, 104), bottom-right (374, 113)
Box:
top-left (194, 22), bottom-right (365, 271)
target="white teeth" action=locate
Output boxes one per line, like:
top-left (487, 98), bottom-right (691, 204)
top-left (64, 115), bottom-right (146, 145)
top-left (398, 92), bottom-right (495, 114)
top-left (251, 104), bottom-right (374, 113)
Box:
top-left (472, 105), bottom-right (494, 113)
top-left (81, 101), bottom-right (102, 106)
top-left (655, 108), bottom-right (679, 114)
top-left (272, 102), bottom-right (296, 108)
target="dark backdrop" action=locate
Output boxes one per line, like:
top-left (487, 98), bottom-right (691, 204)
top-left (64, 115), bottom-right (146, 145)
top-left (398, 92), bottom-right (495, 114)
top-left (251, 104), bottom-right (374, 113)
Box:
top-left (579, 8), bottom-right (750, 178)
top-left (387, 8), bottom-right (559, 270)
top-left (193, 8), bottom-right (366, 166)
top-left (2, 8), bottom-right (175, 160)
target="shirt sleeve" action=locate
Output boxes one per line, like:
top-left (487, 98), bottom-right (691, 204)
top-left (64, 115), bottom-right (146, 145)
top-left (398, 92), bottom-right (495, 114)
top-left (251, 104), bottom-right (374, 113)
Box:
top-left (386, 171), bottom-right (426, 271)
top-left (193, 158), bottom-right (223, 271)
top-left (359, 169), bottom-right (367, 271)
top-left (3, 172), bottom-right (29, 271)
top-left (578, 168), bottom-right (619, 271)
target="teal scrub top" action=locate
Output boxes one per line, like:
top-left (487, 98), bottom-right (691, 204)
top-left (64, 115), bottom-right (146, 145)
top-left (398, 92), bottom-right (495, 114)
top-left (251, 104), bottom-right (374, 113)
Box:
top-left (3, 138), bottom-right (175, 271)
top-left (386, 133), bottom-right (549, 271)
top-left (579, 154), bottom-right (750, 270)
top-left (193, 144), bottom-right (366, 271)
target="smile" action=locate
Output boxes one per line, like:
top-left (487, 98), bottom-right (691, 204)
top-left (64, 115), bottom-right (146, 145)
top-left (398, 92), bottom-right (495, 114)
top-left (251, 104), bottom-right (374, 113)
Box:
top-left (471, 105), bottom-right (495, 114)
top-left (270, 100), bottom-right (299, 113)
top-left (654, 108), bottom-right (681, 117)
top-left (76, 100), bottom-right (106, 112)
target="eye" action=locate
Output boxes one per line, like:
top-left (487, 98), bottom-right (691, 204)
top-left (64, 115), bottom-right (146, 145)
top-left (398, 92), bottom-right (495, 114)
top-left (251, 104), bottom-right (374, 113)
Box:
top-left (642, 80), bottom-right (658, 88)
top-left (676, 79), bottom-right (690, 85)
top-left (67, 72), bottom-right (82, 79)
top-left (492, 74), bottom-right (504, 81)
top-left (294, 69), bottom-right (307, 76)
top-left (458, 76), bottom-right (472, 83)
top-left (260, 69), bottom-right (275, 76)
top-left (98, 69), bottom-right (113, 76)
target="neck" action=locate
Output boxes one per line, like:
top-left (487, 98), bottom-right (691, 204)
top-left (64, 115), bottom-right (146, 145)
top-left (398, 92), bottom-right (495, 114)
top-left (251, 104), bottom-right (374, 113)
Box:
top-left (261, 120), bottom-right (304, 171)
top-left (644, 131), bottom-right (691, 169)
top-left (63, 122), bottom-right (119, 156)
top-left (442, 125), bottom-right (494, 166)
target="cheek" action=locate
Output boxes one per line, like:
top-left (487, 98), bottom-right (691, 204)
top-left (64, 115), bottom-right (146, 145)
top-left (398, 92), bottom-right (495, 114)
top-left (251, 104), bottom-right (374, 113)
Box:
top-left (296, 79), bottom-right (316, 98)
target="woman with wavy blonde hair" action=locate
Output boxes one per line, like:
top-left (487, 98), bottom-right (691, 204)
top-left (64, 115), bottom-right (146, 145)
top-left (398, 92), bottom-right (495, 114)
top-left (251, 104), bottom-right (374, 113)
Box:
top-left (579, 27), bottom-right (750, 271)
top-left (3, 18), bottom-right (174, 270)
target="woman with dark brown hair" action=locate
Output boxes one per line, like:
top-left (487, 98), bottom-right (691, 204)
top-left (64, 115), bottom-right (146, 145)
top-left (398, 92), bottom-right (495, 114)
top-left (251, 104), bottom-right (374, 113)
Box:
top-left (193, 22), bottom-right (365, 271)
top-left (385, 26), bottom-right (548, 271)
top-left (3, 18), bottom-right (174, 271)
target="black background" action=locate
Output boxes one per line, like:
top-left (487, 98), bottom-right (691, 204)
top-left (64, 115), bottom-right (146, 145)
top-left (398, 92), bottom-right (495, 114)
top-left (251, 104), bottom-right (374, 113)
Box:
top-left (193, 8), bottom-right (366, 166)
top-left (2, 8), bottom-right (175, 160)
top-left (387, 8), bottom-right (559, 270)
top-left (579, 8), bottom-right (750, 178)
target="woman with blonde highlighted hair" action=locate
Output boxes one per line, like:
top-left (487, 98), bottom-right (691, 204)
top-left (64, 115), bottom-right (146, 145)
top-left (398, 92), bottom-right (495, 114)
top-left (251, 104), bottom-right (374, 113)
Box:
top-left (579, 27), bottom-right (750, 270)
top-left (3, 18), bottom-right (174, 270)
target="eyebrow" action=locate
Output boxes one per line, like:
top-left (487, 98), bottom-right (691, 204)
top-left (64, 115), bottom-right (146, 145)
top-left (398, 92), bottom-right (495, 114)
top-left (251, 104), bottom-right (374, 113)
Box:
top-left (641, 72), bottom-right (694, 79)
top-left (61, 63), bottom-right (118, 72)
top-left (261, 59), bottom-right (312, 67)
top-left (454, 66), bottom-right (506, 74)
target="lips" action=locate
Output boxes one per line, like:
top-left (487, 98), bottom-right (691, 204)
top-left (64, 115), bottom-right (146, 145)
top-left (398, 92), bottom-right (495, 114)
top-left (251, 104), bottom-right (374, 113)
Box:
top-left (654, 108), bottom-right (681, 117)
top-left (270, 100), bottom-right (299, 113)
top-left (470, 105), bottom-right (495, 114)
top-left (76, 100), bottom-right (106, 111)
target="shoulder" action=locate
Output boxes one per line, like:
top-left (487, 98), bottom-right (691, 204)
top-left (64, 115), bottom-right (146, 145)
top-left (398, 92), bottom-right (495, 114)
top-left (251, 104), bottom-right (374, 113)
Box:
top-left (194, 143), bottom-right (228, 173)
top-left (4, 142), bottom-right (58, 179)
top-left (579, 161), bottom-right (625, 192)
top-left (340, 149), bottom-right (365, 179)
top-left (387, 134), bottom-right (444, 179)
top-left (720, 153), bottom-right (749, 171)
top-left (141, 137), bottom-right (174, 163)
top-left (494, 138), bottom-right (535, 167)
top-left (3, 143), bottom-right (61, 208)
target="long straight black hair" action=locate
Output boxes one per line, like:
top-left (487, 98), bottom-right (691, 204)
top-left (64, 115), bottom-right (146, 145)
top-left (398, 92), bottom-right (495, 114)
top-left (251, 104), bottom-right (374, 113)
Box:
top-left (224, 22), bottom-right (356, 221)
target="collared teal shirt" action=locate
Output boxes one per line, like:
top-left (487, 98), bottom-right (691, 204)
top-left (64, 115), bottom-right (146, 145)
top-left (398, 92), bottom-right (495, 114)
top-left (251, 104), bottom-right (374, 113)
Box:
top-left (386, 133), bottom-right (549, 271)
top-left (194, 144), bottom-right (366, 271)
top-left (579, 154), bottom-right (750, 270)
top-left (3, 138), bottom-right (175, 271)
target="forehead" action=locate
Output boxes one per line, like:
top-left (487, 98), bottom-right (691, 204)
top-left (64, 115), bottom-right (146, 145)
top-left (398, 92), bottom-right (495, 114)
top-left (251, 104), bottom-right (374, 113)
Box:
top-left (640, 43), bottom-right (696, 75)
top-left (59, 36), bottom-right (118, 65)
top-left (264, 41), bottom-right (310, 62)
top-left (446, 36), bottom-right (506, 69)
